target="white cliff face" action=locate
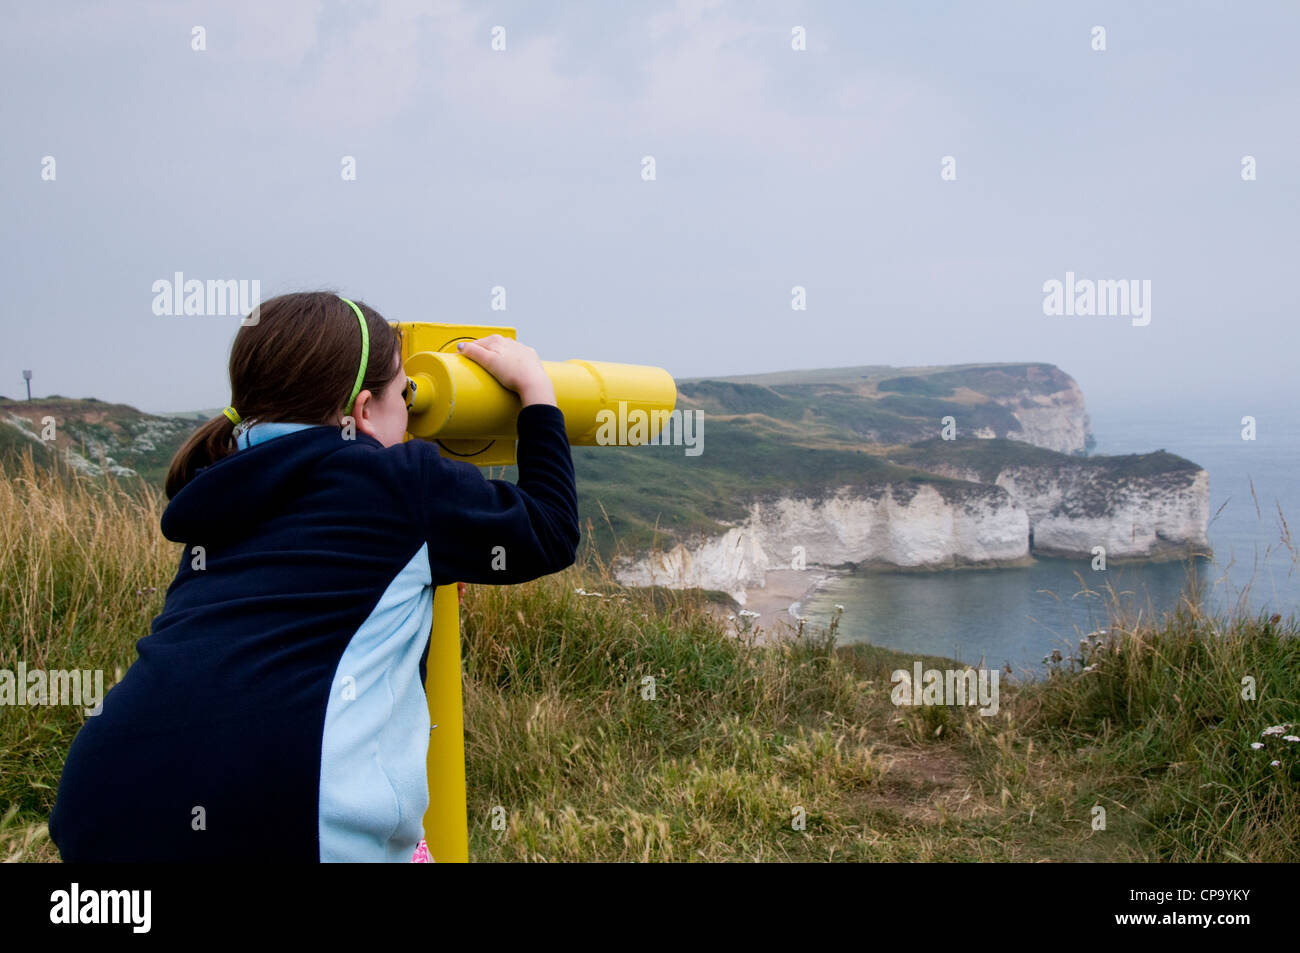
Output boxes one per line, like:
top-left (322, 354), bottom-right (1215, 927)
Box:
top-left (996, 466), bottom-right (1210, 560)
top-left (897, 462), bottom-right (1210, 561)
top-left (614, 459), bottom-right (1209, 599)
top-left (612, 366), bottom-right (1199, 600)
top-left (614, 483), bottom-right (1030, 602)
top-left (996, 378), bottom-right (1093, 455)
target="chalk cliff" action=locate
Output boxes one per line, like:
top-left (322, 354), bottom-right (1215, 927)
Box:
top-left (613, 450), bottom-right (1209, 599)
top-left (888, 448), bottom-right (1211, 561)
top-left (615, 481), bottom-right (1032, 604)
top-left (995, 376), bottom-right (1093, 455)
top-left (612, 446), bottom-right (1207, 603)
top-left (579, 362), bottom-right (1206, 599)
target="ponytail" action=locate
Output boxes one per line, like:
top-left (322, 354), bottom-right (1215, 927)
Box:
top-left (165, 414), bottom-right (238, 499)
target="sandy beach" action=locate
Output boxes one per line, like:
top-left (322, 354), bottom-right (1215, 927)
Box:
top-left (711, 568), bottom-right (843, 643)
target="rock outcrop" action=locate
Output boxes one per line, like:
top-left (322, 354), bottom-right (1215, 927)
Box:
top-left (615, 481), bottom-right (1032, 604)
top-left (995, 378), bottom-right (1094, 455)
top-left (896, 455), bottom-right (1211, 561)
top-left (614, 445), bottom-right (1211, 600)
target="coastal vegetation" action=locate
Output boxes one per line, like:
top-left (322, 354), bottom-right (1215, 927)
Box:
top-left (2, 448), bottom-right (1294, 862)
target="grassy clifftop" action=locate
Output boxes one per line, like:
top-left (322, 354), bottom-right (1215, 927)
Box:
top-left (673, 361), bottom-right (1064, 447)
top-left (890, 437), bottom-right (1203, 485)
top-left (2, 452), bottom-right (1295, 862)
top-left (0, 397), bottom-right (194, 486)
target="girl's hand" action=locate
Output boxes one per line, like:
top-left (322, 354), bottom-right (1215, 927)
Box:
top-left (457, 335), bottom-right (557, 407)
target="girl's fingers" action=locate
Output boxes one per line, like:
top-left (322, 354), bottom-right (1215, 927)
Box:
top-left (458, 339), bottom-right (494, 365)
top-left (458, 339), bottom-right (516, 389)
top-left (458, 336), bottom-right (504, 360)
top-left (457, 335), bottom-right (539, 394)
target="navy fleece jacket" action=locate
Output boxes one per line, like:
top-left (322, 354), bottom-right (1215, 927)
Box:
top-left (48, 403), bottom-right (579, 862)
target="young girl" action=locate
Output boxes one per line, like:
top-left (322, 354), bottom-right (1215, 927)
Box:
top-left (48, 291), bottom-right (580, 862)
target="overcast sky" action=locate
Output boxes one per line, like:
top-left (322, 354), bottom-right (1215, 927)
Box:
top-left (3, 0), bottom-right (1297, 416)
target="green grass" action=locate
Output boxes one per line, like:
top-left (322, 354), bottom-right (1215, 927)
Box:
top-left (878, 364), bottom-right (1076, 400)
top-left (986, 604), bottom-right (1300, 860)
top-left (876, 375), bottom-right (958, 398)
top-left (2, 446), bottom-right (1295, 862)
top-left (892, 438), bottom-right (1203, 484)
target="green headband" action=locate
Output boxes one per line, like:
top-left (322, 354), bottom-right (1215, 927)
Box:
top-left (338, 296), bottom-right (370, 416)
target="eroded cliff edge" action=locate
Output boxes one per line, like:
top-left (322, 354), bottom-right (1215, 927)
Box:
top-left (589, 363), bottom-right (1208, 600)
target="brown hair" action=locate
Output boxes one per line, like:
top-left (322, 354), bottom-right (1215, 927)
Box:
top-left (165, 291), bottom-right (402, 499)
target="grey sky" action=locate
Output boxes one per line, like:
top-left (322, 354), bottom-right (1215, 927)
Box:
top-left (3, 0), bottom-right (1297, 417)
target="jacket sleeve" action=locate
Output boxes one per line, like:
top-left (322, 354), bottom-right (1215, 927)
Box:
top-left (416, 403), bottom-right (581, 585)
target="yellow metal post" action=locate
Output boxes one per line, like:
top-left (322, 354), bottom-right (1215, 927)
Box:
top-left (397, 321), bottom-right (676, 862)
top-left (423, 581), bottom-right (467, 863)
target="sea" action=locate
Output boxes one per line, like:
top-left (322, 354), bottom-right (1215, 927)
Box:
top-left (799, 400), bottom-right (1300, 678)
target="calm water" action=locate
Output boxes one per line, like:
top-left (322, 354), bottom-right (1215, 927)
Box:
top-left (800, 401), bottom-right (1300, 677)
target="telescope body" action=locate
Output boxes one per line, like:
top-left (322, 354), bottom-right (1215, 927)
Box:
top-left (394, 322), bottom-right (677, 466)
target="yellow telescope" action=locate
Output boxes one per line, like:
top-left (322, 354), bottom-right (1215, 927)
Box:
top-left (395, 322), bottom-right (676, 862)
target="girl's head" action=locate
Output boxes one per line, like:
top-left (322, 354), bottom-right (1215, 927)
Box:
top-left (165, 291), bottom-right (407, 499)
